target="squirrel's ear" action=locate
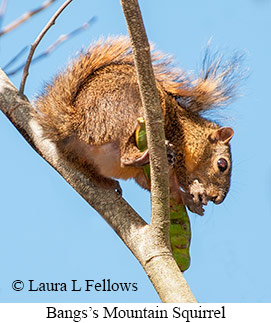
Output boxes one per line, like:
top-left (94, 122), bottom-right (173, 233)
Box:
top-left (209, 127), bottom-right (234, 144)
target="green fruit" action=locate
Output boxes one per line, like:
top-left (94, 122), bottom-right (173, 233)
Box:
top-left (135, 118), bottom-right (191, 272)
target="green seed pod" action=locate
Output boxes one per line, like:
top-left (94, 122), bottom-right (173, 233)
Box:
top-left (135, 118), bottom-right (191, 272)
top-left (135, 117), bottom-right (150, 181)
top-left (169, 199), bottom-right (191, 272)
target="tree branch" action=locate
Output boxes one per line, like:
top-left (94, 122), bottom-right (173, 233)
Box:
top-left (3, 46), bottom-right (28, 72)
top-left (120, 0), bottom-right (170, 237)
top-left (0, 0), bottom-right (7, 30)
top-left (0, 0), bottom-right (56, 37)
top-left (120, 0), bottom-right (196, 302)
top-left (5, 16), bottom-right (96, 76)
top-left (19, 0), bottom-right (73, 95)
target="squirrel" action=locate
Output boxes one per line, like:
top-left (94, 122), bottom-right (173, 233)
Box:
top-left (33, 36), bottom-right (239, 215)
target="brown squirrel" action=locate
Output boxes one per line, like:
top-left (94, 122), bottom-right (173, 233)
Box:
top-left (33, 36), bottom-right (239, 215)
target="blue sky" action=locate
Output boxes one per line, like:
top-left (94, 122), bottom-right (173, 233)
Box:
top-left (0, 0), bottom-right (270, 302)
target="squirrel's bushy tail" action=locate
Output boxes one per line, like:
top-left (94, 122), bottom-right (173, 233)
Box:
top-left (188, 49), bottom-right (244, 113)
top-left (34, 36), bottom-right (243, 141)
top-left (154, 46), bottom-right (244, 114)
top-left (33, 37), bottom-right (134, 142)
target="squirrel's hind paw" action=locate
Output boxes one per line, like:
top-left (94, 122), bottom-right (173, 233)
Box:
top-left (113, 180), bottom-right (122, 195)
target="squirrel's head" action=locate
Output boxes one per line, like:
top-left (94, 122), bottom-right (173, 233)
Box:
top-left (162, 44), bottom-right (241, 214)
top-left (188, 126), bottom-right (233, 203)
top-left (174, 119), bottom-right (234, 212)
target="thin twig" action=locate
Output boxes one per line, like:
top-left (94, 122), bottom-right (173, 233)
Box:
top-left (0, 0), bottom-right (7, 15)
top-left (19, 0), bottom-right (73, 95)
top-left (5, 17), bottom-right (96, 76)
top-left (0, 0), bottom-right (56, 37)
top-left (43, 16), bottom-right (96, 53)
top-left (0, 0), bottom-right (7, 30)
top-left (3, 46), bottom-right (28, 71)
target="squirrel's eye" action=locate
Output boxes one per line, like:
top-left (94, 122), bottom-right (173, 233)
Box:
top-left (217, 158), bottom-right (228, 172)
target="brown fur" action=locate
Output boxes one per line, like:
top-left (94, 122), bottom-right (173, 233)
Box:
top-left (33, 36), bottom-right (238, 215)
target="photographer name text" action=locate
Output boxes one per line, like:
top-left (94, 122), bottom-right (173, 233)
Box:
top-left (12, 279), bottom-right (138, 292)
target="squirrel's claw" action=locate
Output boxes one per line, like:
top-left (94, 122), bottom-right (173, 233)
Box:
top-left (181, 191), bottom-right (205, 216)
top-left (122, 140), bottom-right (175, 168)
top-left (113, 180), bottom-right (122, 195)
top-left (115, 186), bottom-right (122, 195)
top-left (189, 180), bottom-right (206, 202)
top-left (165, 140), bottom-right (176, 167)
top-left (169, 169), bottom-right (205, 216)
top-left (121, 150), bottom-right (149, 167)
top-left (184, 179), bottom-right (208, 215)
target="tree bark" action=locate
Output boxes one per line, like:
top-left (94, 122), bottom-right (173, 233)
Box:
top-left (121, 0), bottom-right (170, 237)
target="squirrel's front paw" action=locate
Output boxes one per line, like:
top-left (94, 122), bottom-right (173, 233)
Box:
top-left (182, 179), bottom-right (209, 215)
top-left (169, 169), bottom-right (204, 215)
top-left (189, 179), bottom-right (208, 205)
top-left (181, 191), bottom-right (205, 216)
